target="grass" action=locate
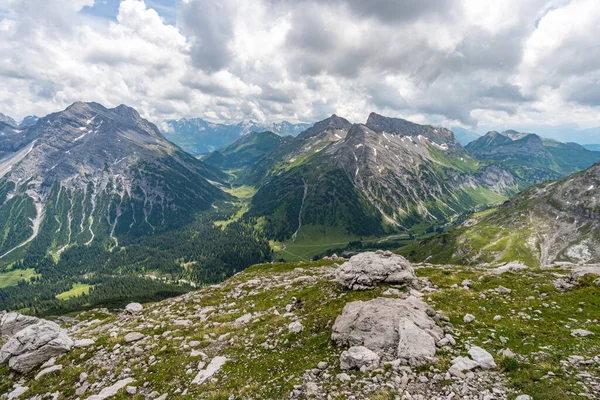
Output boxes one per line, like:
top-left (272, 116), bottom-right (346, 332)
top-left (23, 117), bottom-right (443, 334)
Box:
top-left (416, 266), bottom-right (600, 399)
top-left (1, 259), bottom-right (597, 399)
top-left (0, 268), bottom-right (39, 288)
top-left (55, 283), bottom-right (92, 300)
top-left (274, 225), bottom-right (358, 261)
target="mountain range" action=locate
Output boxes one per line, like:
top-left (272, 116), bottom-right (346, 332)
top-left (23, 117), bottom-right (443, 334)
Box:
top-left (162, 118), bottom-right (311, 156)
top-left (465, 130), bottom-right (600, 183)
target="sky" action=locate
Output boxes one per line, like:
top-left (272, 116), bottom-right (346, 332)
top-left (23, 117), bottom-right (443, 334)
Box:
top-left (1, 0), bottom-right (600, 141)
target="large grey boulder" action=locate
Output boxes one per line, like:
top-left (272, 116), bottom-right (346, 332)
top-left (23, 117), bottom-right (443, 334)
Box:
top-left (335, 250), bottom-right (417, 290)
top-left (0, 319), bottom-right (73, 373)
top-left (0, 312), bottom-right (40, 337)
top-left (332, 296), bottom-right (443, 360)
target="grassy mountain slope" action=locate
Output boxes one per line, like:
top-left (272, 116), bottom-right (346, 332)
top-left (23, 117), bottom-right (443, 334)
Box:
top-left (399, 162), bottom-right (600, 266)
top-left (1, 258), bottom-right (598, 399)
top-left (203, 131), bottom-right (289, 170)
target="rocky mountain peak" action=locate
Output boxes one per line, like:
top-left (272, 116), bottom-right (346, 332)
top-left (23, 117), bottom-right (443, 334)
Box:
top-left (0, 112), bottom-right (16, 127)
top-left (297, 114), bottom-right (352, 140)
top-left (365, 112), bottom-right (460, 149)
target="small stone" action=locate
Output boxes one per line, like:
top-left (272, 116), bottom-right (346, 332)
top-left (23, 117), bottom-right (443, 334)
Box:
top-left (340, 346), bottom-right (380, 371)
top-left (126, 386), bottom-right (137, 395)
top-left (515, 396), bottom-right (533, 400)
top-left (571, 329), bottom-right (594, 337)
top-left (463, 314), bottom-right (476, 323)
top-left (288, 321), bottom-right (304, 333)
top-left (124, 332), bottom-right (144, 343)
top-left (493, 315), bottom-right (502, 321)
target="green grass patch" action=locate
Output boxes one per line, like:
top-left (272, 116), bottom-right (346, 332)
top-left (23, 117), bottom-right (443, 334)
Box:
top-left (55, 283), bottom-right (92, 300)
top-left (0, 268), bottom-right (39, 288)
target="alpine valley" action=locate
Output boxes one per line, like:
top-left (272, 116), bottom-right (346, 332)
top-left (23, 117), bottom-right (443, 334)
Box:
top-left (1, 102), bottom-right (600, 400)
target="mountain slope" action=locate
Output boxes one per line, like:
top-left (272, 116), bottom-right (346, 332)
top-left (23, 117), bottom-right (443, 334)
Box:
top-left (163, 118), bottom-right (310, 155)
top-left (0, 102), bottom-right (228, 259)
top-left (465, 130), bottom-right (600, 181)
top-left (399, 162), bottom-right (600, 266)
top-left (245, 113), bottom-right (521, 242)
top-left (203, 131), bottom-right (289, 170)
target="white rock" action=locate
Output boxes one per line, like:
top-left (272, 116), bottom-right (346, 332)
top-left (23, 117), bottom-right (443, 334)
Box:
top-left (192, 356), bottom-right (228, 385)
top-left (124, 332), bottom-right (144, 343)
top-left (126, 386), bottom-right (137, 395)
top-left (35, 364), bottom-right (63, 380)
top-left (7, 385), bottom-right (29, 399)
top-left (74, 338), bottom-right (96, 348)
top-left (235, 313), bottom-right (253, 325)
top-left (288, 321), bottom-right (304, 333)
top-left (124, 303), bottom-right (143, 314)
top-left (397, 319), bottom-right (436, 359)
top-left (571, 329), bottom-right (594, 337)
top-left (340, 346), bottom-right (380, 370)
top-left (0, 320), bottom-right (73, 373)
top-left (493, 315), bottom-right (502, 321)
top-left (468, 346), bottom-right (496, 369)
top-left (463, 314), bottom-right (476, 323)
top-left (337, 372), bottom-right (351, 382)
top-left (335, 251), bottom-right (417, 290)
top-left (88, 378), bottom-right (135, 400)
top-left (515, 396), bottom-right (532, 400)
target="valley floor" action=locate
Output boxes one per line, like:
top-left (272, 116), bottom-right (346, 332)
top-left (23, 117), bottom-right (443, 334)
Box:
top-left (1, 259), bottom-right (599, 400)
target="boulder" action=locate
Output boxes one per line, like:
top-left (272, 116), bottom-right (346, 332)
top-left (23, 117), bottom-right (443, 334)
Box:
top-left (0, 312), bottom-right (40, 337)
top-left (335, 251), bottom-right (417, 290)
top-left (571, 329), bottom-right (594, 337)
top-left (340, 346), bottom-right (380, 370)
top-left (0, 320), bottom-right (73, 373)
top-left (124, 302), bottom-right (143, 314)
top-left (468, 346), bottom-right (496, 369)
top-left (332, 296), bottom-right (443, 360)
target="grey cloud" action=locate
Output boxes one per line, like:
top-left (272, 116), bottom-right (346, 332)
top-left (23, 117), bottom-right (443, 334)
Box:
top-left (179, 0), bottom-right (234, 72)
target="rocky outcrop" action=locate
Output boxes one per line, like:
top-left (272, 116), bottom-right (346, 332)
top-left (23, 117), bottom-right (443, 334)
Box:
top-left (335, 251), bottom-right (418, 290)
top-left (0, 312), bottom-right (39, 337)
top-left (332, 296), bottom-right (444, 363)
top-left (0, 313), bottom-right (73, 374)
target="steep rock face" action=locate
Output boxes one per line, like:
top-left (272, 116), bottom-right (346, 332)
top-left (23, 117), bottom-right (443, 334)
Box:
top-left (0, 102), bottom-right (228, 257)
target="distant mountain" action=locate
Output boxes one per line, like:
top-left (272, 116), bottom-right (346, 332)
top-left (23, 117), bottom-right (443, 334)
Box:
top-left (584, 144), bottom-right (600, 152)
top-left (19, 115), bottom-right (39, 128)
top-left (0, 102), bottom-right (228, 259)
top-left (203, 131), bottom-right (290, 170)
top-left (450, 127), bottom-right (481, 145)
top-left (243, 113), bottom-right (522, 242)
top-left (162, 118), bottom-right (311, 156)
top-left (465, 130), bottom-right (600, 182)
top-left (0, 113), bottom-right (16, 127)
top-left (400, 161), bottom-right (600, 266)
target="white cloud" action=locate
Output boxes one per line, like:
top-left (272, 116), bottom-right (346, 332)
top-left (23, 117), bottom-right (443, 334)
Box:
top-left (0, 0), bottom-right (599, 136)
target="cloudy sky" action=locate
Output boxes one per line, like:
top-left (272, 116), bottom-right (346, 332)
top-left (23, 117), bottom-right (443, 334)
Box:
top-left (1, 0), bottom-right (600, 137)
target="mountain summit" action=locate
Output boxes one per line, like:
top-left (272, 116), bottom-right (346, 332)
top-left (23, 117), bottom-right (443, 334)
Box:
top-left (0, 102), bottom-right (227, 258)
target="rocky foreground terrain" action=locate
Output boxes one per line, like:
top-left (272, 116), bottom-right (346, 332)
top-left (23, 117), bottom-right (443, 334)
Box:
top-left (1, 252), bottom-right (599, 399)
